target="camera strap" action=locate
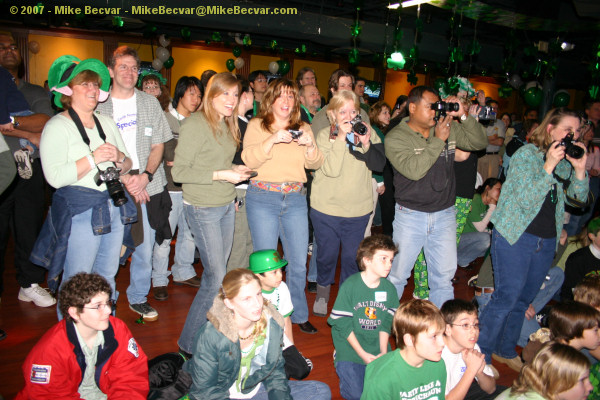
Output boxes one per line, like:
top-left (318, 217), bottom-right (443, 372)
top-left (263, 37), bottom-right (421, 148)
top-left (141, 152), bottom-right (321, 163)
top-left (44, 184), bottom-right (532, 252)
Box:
top-left (68, 108), bottom-right (107, 149)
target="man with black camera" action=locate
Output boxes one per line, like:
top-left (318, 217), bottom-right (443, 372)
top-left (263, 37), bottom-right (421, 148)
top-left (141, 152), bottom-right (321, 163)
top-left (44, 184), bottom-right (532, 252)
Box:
top-left (96, 46), bottom-right (173, 322)
top-left (385, 85), bottom-right (487, 307)
top-left (477, 99), bottom-right (506, 181)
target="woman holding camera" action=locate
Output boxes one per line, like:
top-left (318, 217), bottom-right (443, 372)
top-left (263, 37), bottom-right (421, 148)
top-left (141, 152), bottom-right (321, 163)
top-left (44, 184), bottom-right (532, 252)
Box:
top-left (173, 72), bottom-right (252, 355)
top-left (310, 90), bottom-right (386, 316)
top-left (478, 108), bottom-right (588, 371)
top-left (242, 78), bottom-right (323, 334)
top-left (32, 55), bottom-right (133, 303)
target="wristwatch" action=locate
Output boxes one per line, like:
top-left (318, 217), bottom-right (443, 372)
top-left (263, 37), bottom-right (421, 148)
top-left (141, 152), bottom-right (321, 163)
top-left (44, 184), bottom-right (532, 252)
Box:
top-left (9, 116), bottom-right (20, 128)
top-left (142, 170), bottom-right (153, 182)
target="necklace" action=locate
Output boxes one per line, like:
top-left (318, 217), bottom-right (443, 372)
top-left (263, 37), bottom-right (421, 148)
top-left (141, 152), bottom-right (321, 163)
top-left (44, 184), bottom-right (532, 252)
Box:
top-left (238, 323), bottom-right (257, 341)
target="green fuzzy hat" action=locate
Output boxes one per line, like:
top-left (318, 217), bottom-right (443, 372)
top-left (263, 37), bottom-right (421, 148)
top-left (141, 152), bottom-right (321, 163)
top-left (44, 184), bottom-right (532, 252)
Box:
top-left (47, 55), bottom-right (111, 108)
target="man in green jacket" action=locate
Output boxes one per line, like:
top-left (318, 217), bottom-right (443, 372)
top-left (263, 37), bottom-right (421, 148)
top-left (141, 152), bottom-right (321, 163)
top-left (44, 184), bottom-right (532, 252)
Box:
top-left (385, 85), bottom-right (487, 307)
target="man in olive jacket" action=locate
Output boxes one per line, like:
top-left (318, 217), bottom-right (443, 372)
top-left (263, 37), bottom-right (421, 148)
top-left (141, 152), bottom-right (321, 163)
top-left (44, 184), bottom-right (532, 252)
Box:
top-left (385, 85), bottom-right (487, 307)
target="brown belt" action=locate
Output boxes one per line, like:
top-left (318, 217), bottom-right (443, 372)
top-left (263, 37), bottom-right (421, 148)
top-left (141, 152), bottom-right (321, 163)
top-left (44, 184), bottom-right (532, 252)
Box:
top-left (474, 286), bottom-right (494, 296)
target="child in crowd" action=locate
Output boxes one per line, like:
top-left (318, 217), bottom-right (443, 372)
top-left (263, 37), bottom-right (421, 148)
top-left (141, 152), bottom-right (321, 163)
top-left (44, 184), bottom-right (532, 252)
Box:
top-left (361, 299), bottom-right (446, 400)
top-left (328, 234), bottom-right (399, 400)
top-left (440, 299), bottom-right (503, 400)
top-left (495, 342), bottom-right (592, 400)
top-left (16, 273), bottom-right (149, 399)
top-left (248, 249), bottom-right (312, 380)
top-left (573, 274), bottom-right (600, 309)
top-left (562, 217), bottom-right (600, 301)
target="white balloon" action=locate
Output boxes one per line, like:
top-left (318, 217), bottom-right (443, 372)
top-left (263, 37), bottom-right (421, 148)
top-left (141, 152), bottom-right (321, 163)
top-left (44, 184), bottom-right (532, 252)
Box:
top-left (509, 74), bottom-right (522, 89)
top-left (158, 34), bottom-right (171, 48)
top-left (525, 81), bottom-right (541, 91)
top-left (152, 58), bottom-right (164, 71)
top-left (268, 61), bottom-right (279, 74)
top-left (234, 33), bottom-right (244, 45)
top-left (234, 57), bottom-right (245, 70)
top-left (156, 47), bottom-right (170, 62)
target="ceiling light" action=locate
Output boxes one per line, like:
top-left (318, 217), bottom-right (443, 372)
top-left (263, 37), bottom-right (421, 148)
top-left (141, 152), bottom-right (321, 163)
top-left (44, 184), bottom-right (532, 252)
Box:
top-left (561, 42), bottom-right (575, 51)
top-left (388, 3), bottom-right (400, 9)
top-left (401, 0), bottom-right (431, 7)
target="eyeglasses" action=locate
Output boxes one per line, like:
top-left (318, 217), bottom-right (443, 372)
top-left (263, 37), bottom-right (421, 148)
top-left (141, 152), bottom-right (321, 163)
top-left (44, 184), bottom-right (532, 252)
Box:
top-left (254, 78), bottom-right (267, 83)
top-left (451, 323), bottom-right (480, 330)
top-left (0, 45), bottom-right (18, 52)
top-left (83, 300), bottom-right (115, 311)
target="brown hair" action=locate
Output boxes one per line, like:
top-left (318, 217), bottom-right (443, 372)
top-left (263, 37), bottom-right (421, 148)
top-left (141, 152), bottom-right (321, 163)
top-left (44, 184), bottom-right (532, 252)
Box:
top-left (109, 46), bottom-right (140, 69)
top-left (326, 90), bottom-right (360, 127)
top-left (511, 341), bottom-right (590, 400)
top-left (59, 273), bottom-right (112, 323)
top-left (328, 69), bottom-right (354, 93)
top-left (440, 298), bottom-right (477, 324)
top-left (259, 78), bottom-right (302, 132)
top-left (60, 70), bottom-right (102, 110)
top-left (548, 301), bottom-right (600, 343)
top-left (201, 72), bottom-right (241, 146)
top-left (295, 67), bottom-right (316, 86)
top-left (356, 234), bottom-right (397, 271)
top-left (139, 75), bottom-right (170, 111)
top-left (529, 107), bottom-right (581, 152)
top-left (219, 269), bottom-right (267, 336)
top-left (574, 275), bottom-right (600, 308)
top-left (393, 299), bottom-right (445, 349)
top-left (368, 101), bottom-right (391, 131)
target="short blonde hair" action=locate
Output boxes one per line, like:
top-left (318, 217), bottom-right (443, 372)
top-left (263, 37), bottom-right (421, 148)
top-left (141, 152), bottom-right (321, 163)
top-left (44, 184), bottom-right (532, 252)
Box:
top-left (326, 90), bottom-right (360, 127)
top-left (511, 341), bottom-right (590, 400)
top-left (393, 299), bottom-right (445, 349)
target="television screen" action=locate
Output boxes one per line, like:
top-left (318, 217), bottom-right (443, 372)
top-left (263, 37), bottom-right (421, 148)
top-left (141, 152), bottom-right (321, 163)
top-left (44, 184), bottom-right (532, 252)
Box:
top-left (364, 80), bottom-right (382, 100)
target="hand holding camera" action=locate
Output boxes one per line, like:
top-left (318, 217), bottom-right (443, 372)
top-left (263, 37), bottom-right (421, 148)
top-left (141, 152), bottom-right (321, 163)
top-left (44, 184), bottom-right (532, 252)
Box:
top-left (273, 129), bottom-right (293, 144)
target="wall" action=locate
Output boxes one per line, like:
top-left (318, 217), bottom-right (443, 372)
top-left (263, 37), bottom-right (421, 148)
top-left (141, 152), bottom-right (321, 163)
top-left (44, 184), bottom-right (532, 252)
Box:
top-left (383, 70), bottom-right (427, 107)
top-left (170, 47), bottom-right (233, 96)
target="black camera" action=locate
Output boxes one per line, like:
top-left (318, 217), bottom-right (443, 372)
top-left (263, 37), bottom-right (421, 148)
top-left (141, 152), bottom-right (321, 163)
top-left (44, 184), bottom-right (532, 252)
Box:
top-left (559, 132), bottom-right (584, 159)
top-left (350, 115), bottom-right (368, 135)
top-left (94, 167), bottom-right (128, 207)
top-left (288, 129), bottom-right (303, 139)
top-left (431, 101), bottom-right (459, 121)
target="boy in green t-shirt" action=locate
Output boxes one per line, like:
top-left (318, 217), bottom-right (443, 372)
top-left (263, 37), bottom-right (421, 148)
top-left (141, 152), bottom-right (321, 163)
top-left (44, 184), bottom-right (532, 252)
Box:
top-left (361, 299), bottom-right (447, 400)
top-left (328, 234), bottom-right (399, 399)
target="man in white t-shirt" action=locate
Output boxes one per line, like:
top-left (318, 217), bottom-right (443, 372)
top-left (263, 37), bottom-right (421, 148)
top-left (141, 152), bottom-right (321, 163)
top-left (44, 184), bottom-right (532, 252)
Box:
top-left (441, 299), bottom-right (505, 400)
top-left (96, 46), bottom-right (173, 321)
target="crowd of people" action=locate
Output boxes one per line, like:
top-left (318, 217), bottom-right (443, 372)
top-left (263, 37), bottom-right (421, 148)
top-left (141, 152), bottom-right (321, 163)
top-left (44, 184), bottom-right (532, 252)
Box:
top-left (2, 29), bottom-right (600, 399)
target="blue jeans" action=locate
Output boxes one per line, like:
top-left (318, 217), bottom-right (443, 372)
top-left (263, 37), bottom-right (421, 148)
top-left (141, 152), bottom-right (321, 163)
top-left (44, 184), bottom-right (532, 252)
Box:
top-left (335, 360), bottom-right (366, 400)
top-left (475, 291), bottom-right (493, 317)
top-left (127, 203), bottom-right (156, 305)
top-left (59, 201), bottom-right (124, 319)
top-left (241, 380), bottom-right (332, 400)
top-left (178, 202), bottom-right (235, 353)
top-left (151, 192), bottom-right (196, 287)
top-left (478, 229), bottom-right (555, 363)
top-left (457, 231), bottom-right (491, 267)
top-left (517, 266), bottom-right (564, 347)
top-left (388, 204), bottom-right (457, 307)
top-left (245, 185), bottom-right (309, 324)
top-left (310, 208), bottom-right (370, 286)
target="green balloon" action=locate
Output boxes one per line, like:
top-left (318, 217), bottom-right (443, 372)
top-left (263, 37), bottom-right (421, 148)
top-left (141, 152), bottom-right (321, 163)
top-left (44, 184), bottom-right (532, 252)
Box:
top-left (163, 56), bottom-right (174, 69)
top-left (226, 59), bottom-right (235, 72)
top-left (277, 60), bottom-right (290, 75)
top-left (181, 27), bottom-right (191, 41)
top-left (233, 46), bottom-right (242, 58)
top-left (553, 91), bottom-right (570, 107)
top-left (524, 87), bottom-right (543, 107)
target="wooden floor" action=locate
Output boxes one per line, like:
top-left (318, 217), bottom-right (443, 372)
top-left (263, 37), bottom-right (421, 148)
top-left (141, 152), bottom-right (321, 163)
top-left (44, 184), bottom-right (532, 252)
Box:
top-left (0, 232), bottom-right (518, 399)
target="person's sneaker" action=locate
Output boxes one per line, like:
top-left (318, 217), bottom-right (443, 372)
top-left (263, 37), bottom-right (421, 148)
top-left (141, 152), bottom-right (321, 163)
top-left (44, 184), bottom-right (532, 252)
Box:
top-left (313, 298), bottom-right (328, 317)
top-left (129, 302), bottom-right (158, 321)
top-left (173, 276), bottom-right (201, 288)
top-left (295, 321), bottom-right (318, 334)
top-left (468, 274), bottom-right (478, 287)
top-left (492, 353), bottom-right (523, 372)
top-left (153, 286), bottom-right (169, 301)
top-left (14, 149), bottom-right (32, 179)
top-left (307, 281), bottom-right (317, 293)
top-left (18, 284), bottom-right (56, 307)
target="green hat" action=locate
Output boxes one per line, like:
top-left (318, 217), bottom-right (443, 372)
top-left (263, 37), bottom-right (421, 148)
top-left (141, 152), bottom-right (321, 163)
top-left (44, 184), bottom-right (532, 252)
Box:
top-left (248, 250), bottom-right (287, 274)
top-left (137, 69), bottom-right (167, 87)
top-left (588, 217), bottom-right (600, 235)
top-left (47, 55), bottom-right (111, 108)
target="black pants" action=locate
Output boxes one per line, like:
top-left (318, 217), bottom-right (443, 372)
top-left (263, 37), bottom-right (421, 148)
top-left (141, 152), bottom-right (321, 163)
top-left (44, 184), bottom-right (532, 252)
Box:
top-left (0, 159), bottom-right (47, 295)
top-left (464, 381), bottom-right (507, 400)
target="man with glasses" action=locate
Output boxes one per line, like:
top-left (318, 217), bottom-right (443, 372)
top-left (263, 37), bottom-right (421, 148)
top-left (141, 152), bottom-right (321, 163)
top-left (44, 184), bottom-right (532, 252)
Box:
top-left (0, 33), bottom-right (55, 308)
top-left (248, 70), bottom-right (268, 116)
top-left (17, 272), bottom-right (149, 399)
top-left (96, 46), bottom-right (172, 322)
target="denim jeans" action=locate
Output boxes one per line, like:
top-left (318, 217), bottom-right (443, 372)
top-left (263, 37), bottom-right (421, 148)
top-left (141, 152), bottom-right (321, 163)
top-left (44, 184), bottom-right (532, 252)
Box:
top-left (240, 380), bottom-right (332, 400)
top-left (475, 291), bottom-right (493, 317)
top-left (151, 192), bottom-right (196, 287)
top-left (517, 265), bottom-right (564, 347)
top-left (245, 184), bottom-right (309, 324)
top-left (478, 229), bottom-right (555, 363)
top-left (335, 360), bottom-right (366, 400)
top-left (457, 231), bottom-right (491, 267)
top-left (311, 208), bottom-right (370, 287)
top-left (60, 201), bottom-right (124, 319)
top-left (127, 203), bottom-right (156, 305)
top-left (388, 204), bottom-right (457, 307)
top-left (178, 202), bottom-right (235, 353)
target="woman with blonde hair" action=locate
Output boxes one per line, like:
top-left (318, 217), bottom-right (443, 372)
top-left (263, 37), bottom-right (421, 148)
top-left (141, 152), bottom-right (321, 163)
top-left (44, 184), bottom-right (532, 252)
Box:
top-left (242, 78), bottom-right (323, 334)
top-left (496, 341), bottom-right (592, 399)
top-left (174, 72), bottom-right (253, 355)
top-left (184, 269), bottom-right (331, 399)
top-left (478, 108), bottom-right (588, 372)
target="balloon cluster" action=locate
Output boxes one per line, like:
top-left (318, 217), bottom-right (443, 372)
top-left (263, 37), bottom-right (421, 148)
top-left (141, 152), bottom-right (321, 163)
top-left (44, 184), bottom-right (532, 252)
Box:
top-left (152, 35), bottom-right (174, 71)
